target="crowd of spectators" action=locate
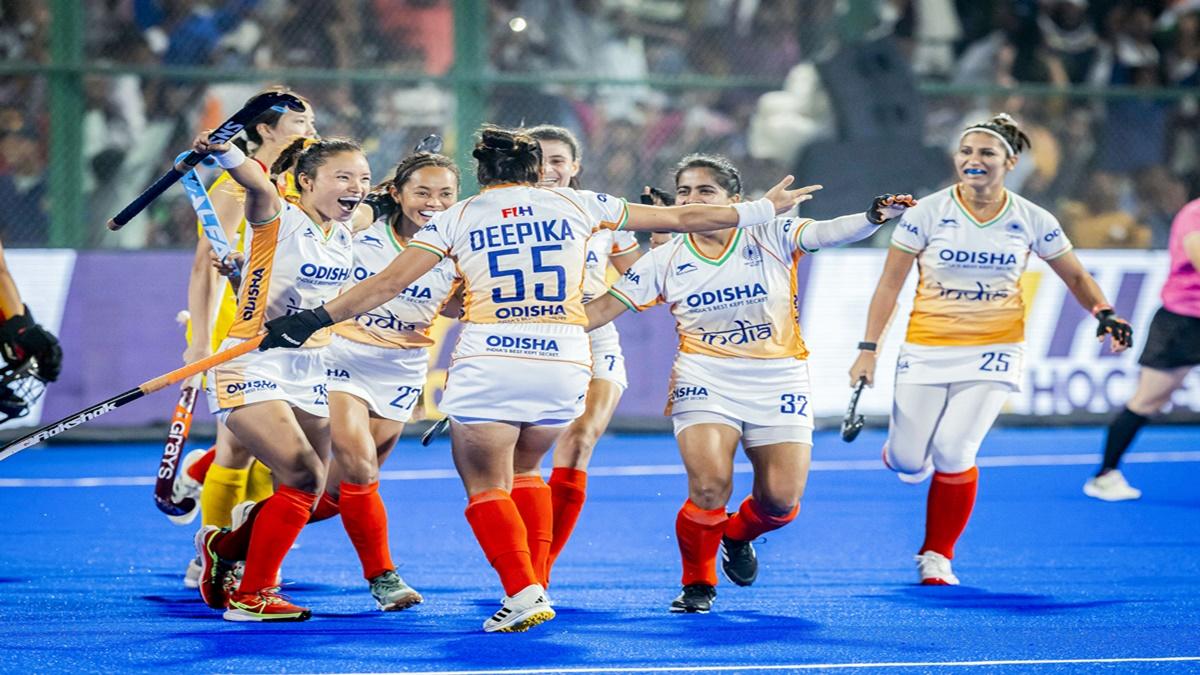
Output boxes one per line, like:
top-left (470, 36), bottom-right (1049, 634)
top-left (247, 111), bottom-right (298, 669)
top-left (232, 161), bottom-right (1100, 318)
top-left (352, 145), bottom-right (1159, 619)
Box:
top-left (0, 0), bottom-right (1196, 249)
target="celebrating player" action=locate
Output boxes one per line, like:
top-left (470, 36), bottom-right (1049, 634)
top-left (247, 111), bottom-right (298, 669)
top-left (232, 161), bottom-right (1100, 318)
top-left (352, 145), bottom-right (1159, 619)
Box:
top-left (254, 125), bottom-right (819, 632)
top-left (314, 149), bottom-right (463, 609)
top-left (1085, 192), bottom-right (1200, 500)
top-left (583, 153), bottom-right (913, 612)
top-left (177, 88), bottom-right (317, 588)
top-left (191, 134), bottom-right (365, 622)
top-left (848, 113), bottom-right (1133, 585)
top-left (516, 125), bottom-right (643, 590)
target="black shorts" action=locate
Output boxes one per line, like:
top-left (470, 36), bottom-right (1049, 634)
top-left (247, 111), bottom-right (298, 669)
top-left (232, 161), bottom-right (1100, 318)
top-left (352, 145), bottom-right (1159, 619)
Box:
top-left (1138, 306), bottom-right (1200, 369)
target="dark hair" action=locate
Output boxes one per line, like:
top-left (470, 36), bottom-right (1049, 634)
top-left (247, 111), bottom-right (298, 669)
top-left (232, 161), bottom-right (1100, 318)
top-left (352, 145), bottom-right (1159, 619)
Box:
top-left (962, 113), bottom-right (1031, 156)
top-left (270, 136), bottom-right (363, 192)
top-left (371, 152), bottom-right (461, 229)
top-left (672, 153), bottom-right (743, 195)
top-left (525, 124), bottom-right (582, 188)
top-left (234, 86), bottom-right (311, 153)
top-left (473, 126), bottom-right (542, 186)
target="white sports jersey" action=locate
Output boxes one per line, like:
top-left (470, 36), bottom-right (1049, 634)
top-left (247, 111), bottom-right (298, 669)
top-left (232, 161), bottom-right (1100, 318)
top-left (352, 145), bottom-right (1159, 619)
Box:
top-left (582, 229), bottom-right (640, 301)
top-left (609, 218), bottom-right (814, 359)
top-left (409, 184), bottom-right (628, 326)
top-left (228, 202), bottom-right (354, 348)
top-left (334, 219), bottom-right (460, 349)
top-left (890, 185), bottom-right (1072, 346)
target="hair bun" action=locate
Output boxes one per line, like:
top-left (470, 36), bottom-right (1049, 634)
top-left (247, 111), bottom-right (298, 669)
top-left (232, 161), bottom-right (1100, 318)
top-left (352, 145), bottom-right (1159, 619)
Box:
top-left (480, 128), bottom-right (516, 151)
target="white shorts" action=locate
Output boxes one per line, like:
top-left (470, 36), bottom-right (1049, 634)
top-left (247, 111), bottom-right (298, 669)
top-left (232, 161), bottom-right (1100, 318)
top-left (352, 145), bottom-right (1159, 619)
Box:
top-left (208, 337), bottom-right (328, 422)
top-left (324, 334), bottom-right (427, 423)
top-left (588, 322), bottom-right (627, 390)
top-left (667, 352), bottom-right (816, 433)
top-left (672, 410), bottom-right (813, 447)
top-left (439, 322), bottom-right (593, 423)
top-left (896, 342), bottom-right (1024, 390)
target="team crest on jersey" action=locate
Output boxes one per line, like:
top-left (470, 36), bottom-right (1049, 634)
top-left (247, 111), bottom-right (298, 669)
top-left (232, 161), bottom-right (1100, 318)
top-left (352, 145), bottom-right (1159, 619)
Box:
top-left (743, 245), bottom-right (762, 266)
top-left (675, 262), bottom-right (698, 276)
top-left (303, 228), bottom-right (316, 239)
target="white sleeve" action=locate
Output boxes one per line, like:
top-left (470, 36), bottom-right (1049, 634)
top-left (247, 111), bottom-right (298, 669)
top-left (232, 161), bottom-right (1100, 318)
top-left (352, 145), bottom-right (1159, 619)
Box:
top-left (610, 230), bottom-right (640, 257)
top-left (798, 213), bottom-right (882, 251)
top-left (571, 189), bottom-right (630, 231)
top-left (889, 204), bottom-right (928, 254)
top-left (409, 209), bottom-right (454, 259)
top-left (608, 246), bottom-right (665, 311)
top-left (1031, 211), bottom-right (1073, 260)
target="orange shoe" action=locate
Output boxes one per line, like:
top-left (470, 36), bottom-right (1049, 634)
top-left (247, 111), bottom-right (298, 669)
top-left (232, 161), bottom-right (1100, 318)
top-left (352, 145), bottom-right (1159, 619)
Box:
top-left (224, 587), bottom-right (311, 622)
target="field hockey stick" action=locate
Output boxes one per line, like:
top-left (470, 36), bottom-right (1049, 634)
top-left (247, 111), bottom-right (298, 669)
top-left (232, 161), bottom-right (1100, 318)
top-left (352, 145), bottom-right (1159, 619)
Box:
top-left (152, 311), bottom-right (203, 517)
top-left (420, 416), bottom-right (449, 446)
top-left (107, 91), bottom-right (304, 231)
top-left (414, 133), bottom-right (443, 154)
top-left (841, 377), bottom-right (867, 443)
top-left (177, 153), bottom-right (241, 287)
top-left (0, 335), bottom-right (263, 462)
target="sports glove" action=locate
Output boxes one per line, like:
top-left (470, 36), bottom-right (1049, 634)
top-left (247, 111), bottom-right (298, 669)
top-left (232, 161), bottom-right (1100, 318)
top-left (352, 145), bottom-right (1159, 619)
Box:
top-left (639, 186), bottom-right (675, 206)
top-left (1095, 308), bottom-right (1133, 350)
top-left (361, 192), bottom-right (396, 222)
top-left (867, 193), bottom-right (917, 225)
top-left (0, 305), bottom-right (63, 381)
top-left (259, 306), bottom-right (334, 350)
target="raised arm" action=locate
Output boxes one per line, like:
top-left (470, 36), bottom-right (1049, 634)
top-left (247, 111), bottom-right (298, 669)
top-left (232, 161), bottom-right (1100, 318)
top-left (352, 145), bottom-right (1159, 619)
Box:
top-left (848, 247), bottom-right (917, 387)
top-left (800, 194), bottom-right (917, 250)
top-left (1046, 251), bottom-right (1133, 352)
top-left (623, 176), bottom-right (822, 233)
top-left (190, 133), bottom-right (280, 224)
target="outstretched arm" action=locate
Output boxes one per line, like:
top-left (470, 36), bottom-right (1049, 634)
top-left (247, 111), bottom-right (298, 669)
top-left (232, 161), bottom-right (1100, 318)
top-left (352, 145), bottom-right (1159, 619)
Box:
top-left (584, 293), bottom-right (631, 332)
top-left (623, 176), bottom-right (822, 233)
top-left (1046, 252), bottom-right (1133, 352)
top-left (800, 194), bottom-right (917, 250)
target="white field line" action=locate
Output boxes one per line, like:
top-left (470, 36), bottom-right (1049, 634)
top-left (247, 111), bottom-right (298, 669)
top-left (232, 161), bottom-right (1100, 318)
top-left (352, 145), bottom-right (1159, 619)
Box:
top-left (339, 655), bottom-right (1200, 675)
top-left (1, 451), bottom-right (1197, 489)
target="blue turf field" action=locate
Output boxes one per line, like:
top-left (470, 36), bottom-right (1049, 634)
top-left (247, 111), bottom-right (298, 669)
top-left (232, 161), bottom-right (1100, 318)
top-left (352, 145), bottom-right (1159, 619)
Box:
top-left (0, 427), bottom-right (1198, 674)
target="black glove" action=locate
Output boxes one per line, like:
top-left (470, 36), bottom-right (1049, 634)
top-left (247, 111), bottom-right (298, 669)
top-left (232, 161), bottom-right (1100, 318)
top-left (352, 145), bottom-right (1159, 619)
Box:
top-left (0, 305), bottom-right (63, 381)
top-left (259, 306), bottom-right (334, 350)
top-left (867, 193), bottom-right (917, 225)
top-left (361, 192), bottom-right (396, 222)
top-left (639, 186), bottom-right (675, 206)
top-left (1095, 308), bottom-right (1133, 350)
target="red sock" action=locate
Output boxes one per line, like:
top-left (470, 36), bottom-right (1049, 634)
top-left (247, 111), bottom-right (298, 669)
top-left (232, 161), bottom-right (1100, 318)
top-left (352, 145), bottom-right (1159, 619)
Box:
top-left (187, 446), bottom-right (217, 484)
top-left (339, 481), bottom-right (394, 580)
top-left (724, 497), bottom-right (799, 542)
top-left (212, 500), bottom-right (267, 560)
top-left (546, 467), bottom-right (587, 581)
top-left (238, 485), bottom-right (316, 593)
top-left (920, 467), bottom-right (979, 559)
top-left (308, 491), bottom-right (341, 523)
top-left (464, 489), bottom-right (539, 596)
top-left (511, 474), bottom-right (554, 586)
top-left (675, 499), bottom-right (729, 586)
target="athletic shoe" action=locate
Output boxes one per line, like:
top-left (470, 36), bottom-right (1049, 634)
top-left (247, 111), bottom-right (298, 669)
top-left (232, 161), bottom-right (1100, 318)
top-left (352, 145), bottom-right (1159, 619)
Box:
top-left (669, 584), bottom-right (717, 613)
top-left (224, 587), bottom-right (311, 622)
top-left (183, 556), bottom-right (202, 589)
top-left (194, 526), bottom-right (232, 609)
top-left (1083, 470), bottom-right (1142, 502)
top-left (482, 584), bottom-right (555, 632)
top-left (166, 449), bottom-right (207, 526)
top-left (720, 535), bottom-right (758, 586)
top-left (915, 550), bottom-right (959, 586)
top-left (230, 500), bottom-right (256, 530)
top-left (369, 570), bottom-right (423, 611)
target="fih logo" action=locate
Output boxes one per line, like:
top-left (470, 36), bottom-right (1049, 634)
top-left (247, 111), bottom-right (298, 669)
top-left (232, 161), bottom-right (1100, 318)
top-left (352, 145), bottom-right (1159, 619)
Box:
top-left (501, 206), bottom-right (534, 218)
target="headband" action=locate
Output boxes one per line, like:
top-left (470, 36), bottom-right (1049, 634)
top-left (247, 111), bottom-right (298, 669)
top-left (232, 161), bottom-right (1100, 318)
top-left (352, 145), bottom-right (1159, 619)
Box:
top-left (960, 126), bottom-right (1016, 157)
